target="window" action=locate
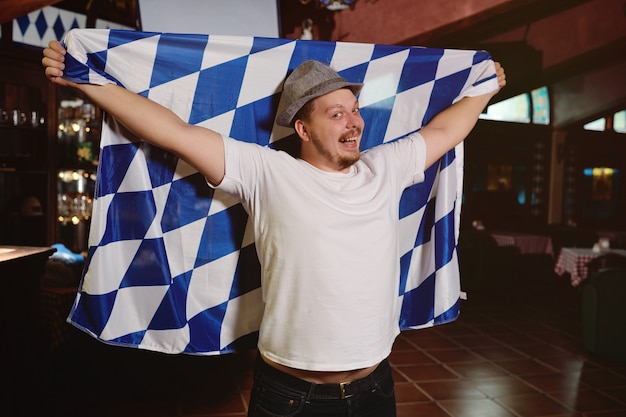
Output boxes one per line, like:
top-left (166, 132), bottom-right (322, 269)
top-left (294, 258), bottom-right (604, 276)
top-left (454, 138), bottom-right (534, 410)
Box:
top-left (584, 118), bottom-right (606, 132)
top-left (480, 93), bottom-right (530, 123)
top-left (614, 110), bottom-right (626, 133)
top-left (479, 86), bottom-right (550, 125)
top-left (584, 110), bottom-right (625, 133)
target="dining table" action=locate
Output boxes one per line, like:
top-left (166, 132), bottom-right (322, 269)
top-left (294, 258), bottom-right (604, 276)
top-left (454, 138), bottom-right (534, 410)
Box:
top-left (554, 247), bottom-right (626, 287)
top-left (1, 246), bottom-right (57, 396)
top-left (489, 230), bottom-right (554, 256)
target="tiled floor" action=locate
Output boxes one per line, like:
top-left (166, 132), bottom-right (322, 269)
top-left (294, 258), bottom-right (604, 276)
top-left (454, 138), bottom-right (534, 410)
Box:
top-left (17, 259), bottom-right (626, 416)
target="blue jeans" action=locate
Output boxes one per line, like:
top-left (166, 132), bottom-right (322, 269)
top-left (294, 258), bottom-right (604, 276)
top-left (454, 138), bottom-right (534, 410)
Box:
top-left (248, 355), bottom-right (396, 417)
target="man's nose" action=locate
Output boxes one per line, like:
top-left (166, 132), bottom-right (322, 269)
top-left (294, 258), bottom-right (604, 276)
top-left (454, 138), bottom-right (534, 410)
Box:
top-left (346, 112), bottom-right (362, 128)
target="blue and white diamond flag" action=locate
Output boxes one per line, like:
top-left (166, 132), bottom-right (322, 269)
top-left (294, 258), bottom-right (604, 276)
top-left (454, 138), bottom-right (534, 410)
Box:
top-left (63, 29), bottom-right (497, 355)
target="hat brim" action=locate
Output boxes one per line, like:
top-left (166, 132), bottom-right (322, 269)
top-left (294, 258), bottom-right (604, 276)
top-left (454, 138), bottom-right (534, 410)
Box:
top-left (276, 81), bottom-right (363, 127)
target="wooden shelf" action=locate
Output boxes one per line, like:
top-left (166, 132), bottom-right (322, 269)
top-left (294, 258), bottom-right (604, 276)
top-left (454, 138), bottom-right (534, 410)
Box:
top-left (0, 45), bottom-right (57, 246)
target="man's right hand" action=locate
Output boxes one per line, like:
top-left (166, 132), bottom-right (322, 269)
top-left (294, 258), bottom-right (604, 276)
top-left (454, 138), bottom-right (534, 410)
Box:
top-left (42, 40), bottom-right (78, 89)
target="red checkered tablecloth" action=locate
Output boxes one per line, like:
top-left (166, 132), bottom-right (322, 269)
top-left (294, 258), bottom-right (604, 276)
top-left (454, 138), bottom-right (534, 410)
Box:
top-left (554, 248), bottom-right (626, 287)
top-left (490, 232), bottom-right (554, 256)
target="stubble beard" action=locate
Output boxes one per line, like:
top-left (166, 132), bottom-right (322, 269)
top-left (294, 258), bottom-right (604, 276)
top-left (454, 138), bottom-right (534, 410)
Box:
top-left (310, 129), bottom-right (361, 171)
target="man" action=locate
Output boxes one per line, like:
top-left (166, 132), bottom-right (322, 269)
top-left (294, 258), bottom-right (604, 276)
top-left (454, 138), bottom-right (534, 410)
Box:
top-left (43, 40), bottom-right (505, 416)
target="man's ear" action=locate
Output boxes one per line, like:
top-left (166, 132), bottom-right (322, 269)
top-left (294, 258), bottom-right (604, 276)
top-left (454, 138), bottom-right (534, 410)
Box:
top-left (294, 119), bottom-right (310, 142)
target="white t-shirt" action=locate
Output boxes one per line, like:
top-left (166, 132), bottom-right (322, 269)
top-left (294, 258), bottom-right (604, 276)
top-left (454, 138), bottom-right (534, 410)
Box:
top-left (213, 132), bottom-right (426, 371)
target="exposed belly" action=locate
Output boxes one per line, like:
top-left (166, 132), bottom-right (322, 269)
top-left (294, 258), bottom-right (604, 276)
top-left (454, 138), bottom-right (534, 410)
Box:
top-left (261, 354), bottom-right (380, 384)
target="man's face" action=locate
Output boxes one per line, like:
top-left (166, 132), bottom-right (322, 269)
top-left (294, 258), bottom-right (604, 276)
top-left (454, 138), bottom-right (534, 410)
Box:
top-left (299, 88), bottom-right (364, 173)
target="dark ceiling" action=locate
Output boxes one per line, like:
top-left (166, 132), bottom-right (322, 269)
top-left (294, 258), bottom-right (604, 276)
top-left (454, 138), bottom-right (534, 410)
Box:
top-left (329, 0), bottom-right (626, 129)
top-left (1, 0), bottom-right (624, 129)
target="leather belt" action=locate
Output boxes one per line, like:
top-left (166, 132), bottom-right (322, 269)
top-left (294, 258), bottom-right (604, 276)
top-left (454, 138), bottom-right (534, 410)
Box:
top-left (256, 355), bottom-right (390, 400)
top-left (310, 376), bottom-right (377, 399)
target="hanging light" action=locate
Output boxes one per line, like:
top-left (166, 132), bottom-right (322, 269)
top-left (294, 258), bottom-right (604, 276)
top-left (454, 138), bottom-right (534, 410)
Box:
top-left (317, 0), bottom-right (358, 11)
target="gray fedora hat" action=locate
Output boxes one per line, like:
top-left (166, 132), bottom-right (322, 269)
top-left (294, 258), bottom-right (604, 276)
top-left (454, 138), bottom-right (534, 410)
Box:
top-left (276, 60), bottom-right (363, 127)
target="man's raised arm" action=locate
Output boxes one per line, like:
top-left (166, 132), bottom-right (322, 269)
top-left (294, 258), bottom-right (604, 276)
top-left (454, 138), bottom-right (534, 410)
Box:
top-left (420, 61), bottom-right (506, 169)
top-left (42, 40), bottom-right (226, 186)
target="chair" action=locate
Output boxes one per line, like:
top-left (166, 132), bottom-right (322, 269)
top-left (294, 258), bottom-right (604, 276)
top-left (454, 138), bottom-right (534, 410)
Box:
top-left (581, 267), bottom-right (626, 362)
top-left (458, 228), bottom-right (519, 291)
top-left (585, 253), bottom-right (626, 279)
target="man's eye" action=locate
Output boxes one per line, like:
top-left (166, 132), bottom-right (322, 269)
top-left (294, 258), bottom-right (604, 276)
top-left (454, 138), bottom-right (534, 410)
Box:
top-left (353, 108), bottom-right (360, 114)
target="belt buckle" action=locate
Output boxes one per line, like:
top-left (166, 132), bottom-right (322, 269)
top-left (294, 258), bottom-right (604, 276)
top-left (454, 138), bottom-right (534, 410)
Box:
top-left (339, 381), bottom-right (353, 399)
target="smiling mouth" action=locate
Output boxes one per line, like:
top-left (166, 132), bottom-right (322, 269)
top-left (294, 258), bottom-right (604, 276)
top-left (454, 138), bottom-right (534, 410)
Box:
top-left (339, 130), bottom-right (360, 144)
top-left (339, 137), bottom-right (357, 143)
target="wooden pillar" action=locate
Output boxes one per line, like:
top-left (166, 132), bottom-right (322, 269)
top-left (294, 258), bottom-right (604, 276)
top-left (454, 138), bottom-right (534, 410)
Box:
top-left (548, 129), bottom-right (567, 224)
